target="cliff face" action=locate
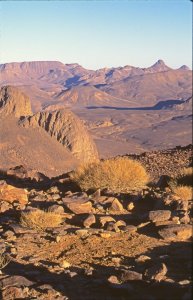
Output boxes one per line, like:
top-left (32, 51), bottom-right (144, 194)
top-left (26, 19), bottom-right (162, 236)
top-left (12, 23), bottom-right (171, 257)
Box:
top-left (0, 86), bottom-right (32, 118)
top-left (22, 109), bottom-right (99, 163)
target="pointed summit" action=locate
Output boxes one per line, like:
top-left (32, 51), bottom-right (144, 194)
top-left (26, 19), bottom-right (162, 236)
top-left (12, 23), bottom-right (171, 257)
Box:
top-left (149, 59), bottom-right (171, 72)
top-left (178, 65), bottom-right (190, 71)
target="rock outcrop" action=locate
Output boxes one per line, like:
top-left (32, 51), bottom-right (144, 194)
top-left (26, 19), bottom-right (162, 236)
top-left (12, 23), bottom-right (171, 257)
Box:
top-left (0, 86), bottom-right (32, 118)
top-left (21, 109), bottom-right (99, 163)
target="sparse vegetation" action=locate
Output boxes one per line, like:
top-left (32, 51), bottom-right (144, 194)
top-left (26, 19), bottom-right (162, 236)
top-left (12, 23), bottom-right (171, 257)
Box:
top-left (172, 185), bottom-right (192, 201)
top-left (20, 209), bottom-right (63, 231)
top-left (71, 158), bottom-right (149, 193)
top-left (0, 252), bottom-right (11, 270)
top-left (177, 167), bottom-right (193, 186)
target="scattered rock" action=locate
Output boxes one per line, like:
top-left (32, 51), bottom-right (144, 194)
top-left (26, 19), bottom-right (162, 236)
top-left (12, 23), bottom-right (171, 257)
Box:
top-left (63, 198), bottom-right (93, 214)
top-left (124, 225), bottom-right (137, 233)
top-left (0, 182), bottom-right (28, 205)
top-left (148, 210), bottom-right (171, 222)
top-left (158, 224), bottom-right (192, 241)
top-left (2, 286), bottom-right (27, 300)
top-left (48, 205), bottom-right (64, 214)
top-left (127, 202), bottom-right (135, 211)
top-left (144, 263), bottom-right (167, 282)
top-left (0, 276), bottom-right (35, 289)
top-left (108, 275), bottom-right (120, 284)
top-left (83, 214), bottom-right (96, 228)
top-left (99, 216), bottom-right (116, 227)
top-left (121, 270), bottom-right (143, 281)
top-left (109, 198), bottom-right (124, 212)
top-left (59, 260), bottom-right (71, 269)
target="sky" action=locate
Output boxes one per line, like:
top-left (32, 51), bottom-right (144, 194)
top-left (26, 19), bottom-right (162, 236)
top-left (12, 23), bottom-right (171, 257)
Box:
top-left (0, 0), bottom-right (192, 70)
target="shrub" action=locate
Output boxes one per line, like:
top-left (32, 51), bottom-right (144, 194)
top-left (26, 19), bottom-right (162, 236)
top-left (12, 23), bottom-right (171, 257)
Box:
top-left (0, 252), bottom-right (10, 270)
top-left (177, 167), bottom-right (193, 186)
top-left (172, 185), bottom-right (192, 201)
top-left (70, 158), bottom-right (149, 193)
top-left (20, 209), bottom-right (63, 231)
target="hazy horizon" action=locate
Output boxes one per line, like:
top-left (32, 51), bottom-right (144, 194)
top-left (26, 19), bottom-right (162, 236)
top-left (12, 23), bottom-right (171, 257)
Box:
top-left (0, 0), bottom-right (192, 69)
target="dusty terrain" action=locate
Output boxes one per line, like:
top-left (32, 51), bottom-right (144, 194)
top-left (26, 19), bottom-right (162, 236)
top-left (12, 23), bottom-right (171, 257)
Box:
top-left (0, 146), bottom-right (192, 300)
top-left (72, 107), bottom-right (192, 157)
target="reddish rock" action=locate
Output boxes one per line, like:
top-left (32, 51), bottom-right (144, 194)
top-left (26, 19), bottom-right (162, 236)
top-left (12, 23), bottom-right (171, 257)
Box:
top-left (99, 216), bottom-right (116, 227)
top-left (0, 276), bottom-right (34, 289)
top-left (121, 270), bottom-right (143, 281)
top-left (2, 286), bottom-right (27, 300)
top-left (0, 182), bottom-right (28, 205)
top-left (158, 224), bottom-right (192, 241)
top-left (148, 210), bottom-right (171, 222)
top-left (109, 198), bottom-right (124, 212)
top-left (63, 198), bottom-right (93, 214)
top-left (144, 263), bottom-right (167, 282)
top-left (83, 214), bottom-right (96, 228)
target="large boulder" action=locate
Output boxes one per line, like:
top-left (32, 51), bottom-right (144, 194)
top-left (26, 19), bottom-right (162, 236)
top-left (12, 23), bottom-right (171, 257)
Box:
top-left (0, 86), bottom-right (32, 118)
top-left (0, 181), bottom-right (28, 205)
top-left (21, 109), bottom-right (99, 163)
top-left (158, 224), bottom-right (192, 241)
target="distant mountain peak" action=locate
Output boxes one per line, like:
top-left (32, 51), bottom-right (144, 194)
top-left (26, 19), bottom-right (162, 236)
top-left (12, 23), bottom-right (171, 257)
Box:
top-left (148, 59), bottom-right (170, 72)
top-left (178, 65), bottom-right (190, 71)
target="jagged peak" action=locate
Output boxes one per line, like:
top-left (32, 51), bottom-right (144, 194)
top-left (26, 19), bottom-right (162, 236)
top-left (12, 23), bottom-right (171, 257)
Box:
top-left (178, 65), bottom-right (190, 71)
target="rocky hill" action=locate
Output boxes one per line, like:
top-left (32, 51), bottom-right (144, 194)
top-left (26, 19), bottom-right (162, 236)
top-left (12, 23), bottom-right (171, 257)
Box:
top-left (21, 109), bottom-right (99, 163)
top-left (0, 86), bottom-right (32, 118)
top-left (0, 86), bottom-right (99, 175)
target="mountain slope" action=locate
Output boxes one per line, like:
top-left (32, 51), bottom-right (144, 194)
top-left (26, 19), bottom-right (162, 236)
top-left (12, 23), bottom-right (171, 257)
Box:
top-left (21, 109), bottom-right (99, 163)
top-left (0, 86), bottom-right (32, 118)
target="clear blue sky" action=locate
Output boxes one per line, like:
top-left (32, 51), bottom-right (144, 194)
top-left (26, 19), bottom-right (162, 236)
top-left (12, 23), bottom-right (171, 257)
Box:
top-left (0, 0), bottom-right (192, 69)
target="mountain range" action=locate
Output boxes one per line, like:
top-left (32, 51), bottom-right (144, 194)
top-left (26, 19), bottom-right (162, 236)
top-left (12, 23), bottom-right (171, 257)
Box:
top-left (0, 60), bottom-right (192, 112)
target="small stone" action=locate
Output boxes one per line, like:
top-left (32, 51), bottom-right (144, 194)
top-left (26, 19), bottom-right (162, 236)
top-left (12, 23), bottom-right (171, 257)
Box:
top-left (178, 280), bottom-right (191, 285)
top-left (109, 198), bottom-right (124, 212)
top-left (121, 270), bottom-right (143, 281)
top-left (127, 202), bottom-right (135, 211)
top-left (0, 276), bottom-right (35, 289)
top-left (124, 225), bottom-right (137, 233)
top-left (180, 214), bottom-right (190, 224)
top-left (2, 286), bottom-right (27, 299)
top-left (106, 222), bottom-right (120, 232)
top-left (135, 255), bottom-right (151, 263)
top-left (99, 216), bottom-right (116, 227)
top-left (60, 260), bottom-right (71, 268)
top-left (112, 257), bottom-right (121, 265)
top-left (83, 214), bottom-right (96, 228)
top-left (76, 229), bottom-right (88, 237)
top-left (148, 210), bottom-right (171, 222)
top-left (48, 205), bottom-right (64, 214)
top-left (108, 275), bottom-right (120, 284)
top-left (63, 198), bottom-right (93, 214)
top-left (115, 220), bottom-right (127, 228)
top-left (144, 263), bottom-right (167, 282)
top-left (100, 232), bottom-right (111, 238)
top-left (56, 236), bottom-right (61, 243)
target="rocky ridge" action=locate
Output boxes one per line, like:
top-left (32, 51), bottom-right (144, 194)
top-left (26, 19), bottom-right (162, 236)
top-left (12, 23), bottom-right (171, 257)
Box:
top-left (21, 109), bottom-right (99, 163)
top-left (0, 86), bottom-right (32, 118)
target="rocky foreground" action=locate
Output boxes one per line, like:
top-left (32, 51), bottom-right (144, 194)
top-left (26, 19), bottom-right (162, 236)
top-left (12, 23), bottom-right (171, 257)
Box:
top-left (0, 145), bottom-right (192, 300)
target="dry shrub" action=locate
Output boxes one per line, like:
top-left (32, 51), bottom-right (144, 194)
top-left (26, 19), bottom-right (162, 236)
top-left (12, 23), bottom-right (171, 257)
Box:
top-left (172, 185), bottom-right (193, 201)
top-left (71, 158), bottom-right (149, 193)
top-left (177, 167), bottom-right (193, 187)
top-left (0, 252), bottom-right (11, 270)
top-left (20, 209), bottom-right (63, 231)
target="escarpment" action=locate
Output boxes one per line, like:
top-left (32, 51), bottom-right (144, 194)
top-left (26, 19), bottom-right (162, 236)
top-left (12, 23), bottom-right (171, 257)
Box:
top-left (21, 109), bottom-right (99, 163)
